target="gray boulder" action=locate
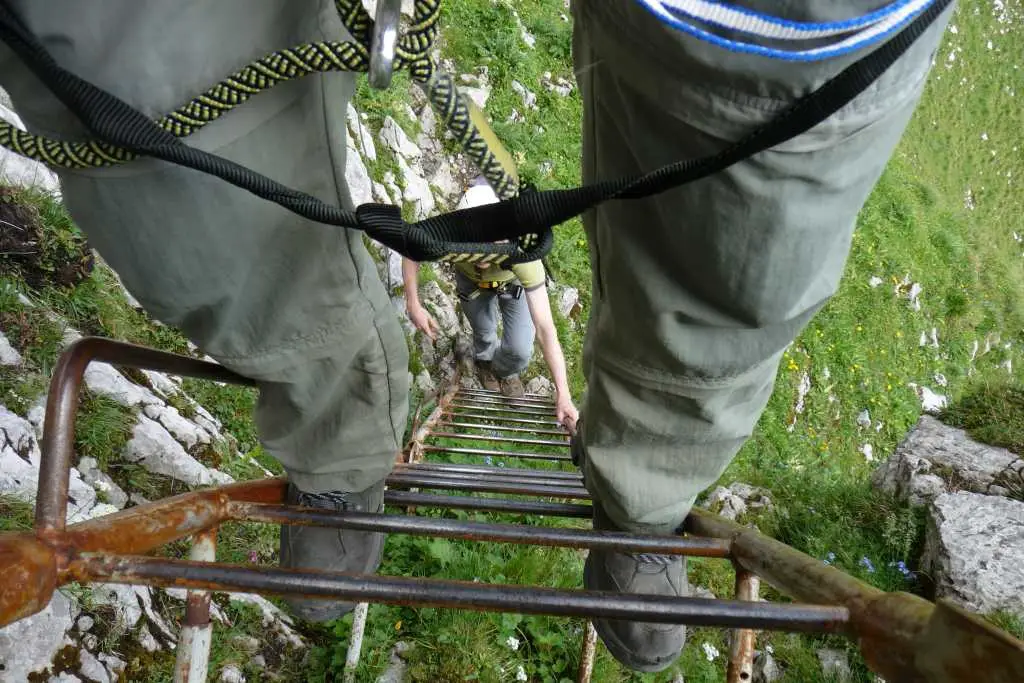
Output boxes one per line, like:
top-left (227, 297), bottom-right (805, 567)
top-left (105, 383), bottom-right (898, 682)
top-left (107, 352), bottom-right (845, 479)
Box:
top-left (0, 590), bottom-right (77, 682)
top-left (922, 491), bottom-right (1024, 617)
top-left (872, 416), bottom-right (1023, 505)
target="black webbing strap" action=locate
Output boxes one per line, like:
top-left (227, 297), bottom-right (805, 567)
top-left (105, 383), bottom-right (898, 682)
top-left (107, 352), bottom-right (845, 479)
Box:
top-left (0, 0), bottom-right (950, 265)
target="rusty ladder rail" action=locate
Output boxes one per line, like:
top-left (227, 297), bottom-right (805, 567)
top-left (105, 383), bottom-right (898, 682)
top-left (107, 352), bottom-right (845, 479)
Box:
top-left (0, 338), bottom-right (1021, 682)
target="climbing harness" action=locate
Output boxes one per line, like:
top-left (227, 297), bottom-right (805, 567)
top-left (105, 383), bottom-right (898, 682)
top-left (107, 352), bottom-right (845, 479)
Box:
top-left (0, 0), bottom-right (949, 268)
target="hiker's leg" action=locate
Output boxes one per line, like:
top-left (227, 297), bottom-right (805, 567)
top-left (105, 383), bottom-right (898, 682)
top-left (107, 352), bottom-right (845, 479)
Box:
top-left (455, 271), bottom-right (501, 363)
top-left (572, 0), bottom-right (952, 534)
top-left (0, 1), bottom-right (408, 497)
top-left (491, 287), bottom-right (535, 378)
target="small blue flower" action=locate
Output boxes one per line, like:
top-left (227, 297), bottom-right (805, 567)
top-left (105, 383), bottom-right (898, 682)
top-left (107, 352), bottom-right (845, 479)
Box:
top-left (485, 456), bottom-right (494, 466)
top-left (823, 552), bottom-right (836, 565)
top-left (859, 556), bottom-right (876, 573)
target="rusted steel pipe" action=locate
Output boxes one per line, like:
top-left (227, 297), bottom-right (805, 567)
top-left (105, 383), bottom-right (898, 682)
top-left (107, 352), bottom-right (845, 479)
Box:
top-left (69, 554), bottom-right (850, 632)
top-left (393, 468), bottom-right (583, 490)
top-left (577, 622), bottom-right (598, 683)
top-left (397, 462), bottom-right (582, 480)
top-left (726, 570), bottom-right (760, 683)
top-left (229, 503), bottom-right (731, 557)
top-left (455, 393), bottom-right (554, 408)
top-left (55, 479), bottom-right (285, 567)
top-left (405, 379), bottom-right (461, 464)
top-left (684, 508), bottom-right (1024, 682)
top-left (458, 389), bottom-right (552, 405)
top-left (382, 490), bottom-right (593, 518)
top-left (444, 411), bottom-right (562, 427)
top-left (0, 533), bottom-right (57, 628)
top-left (429, 432), bottom-right (569, 448)
top-left (421, 445), bottom-right (571, 461)
top-left (441, 420), bottom-right (571, 437)
top-left (173, 527), bottom-right (218, 683)
top-left (37, 338), bottom-right (254, 535)
top-left (386, 472), bottom-right (590, 499)
top-left (448, 402), bottom-right (554, 417)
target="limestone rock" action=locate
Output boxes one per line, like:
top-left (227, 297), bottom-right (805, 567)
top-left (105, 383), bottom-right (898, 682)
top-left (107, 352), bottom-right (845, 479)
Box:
top-left (922, 491), bottom-right (1024, 616)
top-left (97, 653), bottom-right (126, 680)
top-left (140, 370), bottom-right (181, 399)
top-left (553, 285), bottom-right (581, 318)
top-left (397, 155), bottom-right (435, 220)
top-left (76, 616), bottom-right (94, 633)
top-left (0, 330), bottom-right (22, 366)
top-left (415, 369), bottom-right (437, 395)
top-left (0, 406), bottom-right (96, 520)
top-left (872, 416), bottom-right (1024, 505)
top-left (383, 171), bottom-right (402, 205)
top-left (540, 71), bottom-right (574, 97)
top-left (226, 593), bottom-right (305, 649)
top-left (79, 650), bottom-right (110, 683)
top-left (753, 650), bottom-right (783, 683)
top-left (511, 80), bottom-right (538, 111)
top-left (0, 103), bottom-right (61, 193)
top-left (525, 376), bottom-right (555, 398)
top-left (143, 403), bottom-right (212, 450)
top-left (347, 104), bottom-right (377, 162)
top-left (219, 665), bottom-right (246, 683)
top-left (816, 648), bottom-right (851, 682)
top-left (345, 131), bottom-right (375, 206)
top-left (375, 641), bottom-right (412, 683)
top-left (48, 673), bottom-right (82, 683)
top-left (83, 362), bottom-right (162, 408)
top-left (380, 116), bottom-right (421, 160)
top-left (372, 181), bottom-right (391, 204)
top-left (122, 415), bottom-right (233, 487)
top-left (705, 482), bottom-right (773, 521)
top-left (0, 590), bottom-right (77, 681)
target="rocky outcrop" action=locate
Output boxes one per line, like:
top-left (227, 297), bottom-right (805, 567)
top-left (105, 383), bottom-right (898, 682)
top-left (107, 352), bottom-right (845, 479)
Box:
top-left (872, 416), bottom-right (1023, 505)
top-left (922, 492), bottom-right (1024, 617)
top-left (703, 482), bottom-right (774, 522)
top-left (0, 590), bottom-right (77, 682)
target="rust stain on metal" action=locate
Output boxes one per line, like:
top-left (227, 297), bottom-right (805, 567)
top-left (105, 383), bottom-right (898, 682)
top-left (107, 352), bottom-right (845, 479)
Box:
top-left (727, 570), bottom-right (760, 683)
top-left (0, 533), bottom-right (57, 628)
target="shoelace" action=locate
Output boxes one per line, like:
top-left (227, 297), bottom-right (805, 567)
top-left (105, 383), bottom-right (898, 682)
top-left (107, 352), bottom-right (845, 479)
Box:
top-left (296, 490), bottom-right (360, 510)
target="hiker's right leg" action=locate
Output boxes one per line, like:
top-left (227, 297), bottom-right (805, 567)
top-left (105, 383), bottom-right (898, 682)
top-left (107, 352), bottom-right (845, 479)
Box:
top-left (455, 271), bottom-right (501, 362)
top-left (0, 0), bottom-right (409, 621)
top-left (571, 0), bottom-right (951, 671)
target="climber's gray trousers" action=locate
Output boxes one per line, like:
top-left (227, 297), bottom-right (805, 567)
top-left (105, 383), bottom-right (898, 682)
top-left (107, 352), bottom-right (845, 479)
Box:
top-left (455, 272), bottom-right (536, 378)
top-left (0, 1), bottom-right (951, 515)
top-left (571, 0), bottom-right (951, 532)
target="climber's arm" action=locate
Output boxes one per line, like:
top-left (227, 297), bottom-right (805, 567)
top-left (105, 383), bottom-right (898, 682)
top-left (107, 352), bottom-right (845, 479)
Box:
top-left (524, 284), bottom-right (578, 431)
top-left (402, 257), bottom-right (438, 340)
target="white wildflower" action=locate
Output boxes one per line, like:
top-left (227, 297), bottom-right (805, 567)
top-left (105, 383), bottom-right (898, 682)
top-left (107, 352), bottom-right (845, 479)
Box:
top-left (857, 409), bottom-right (872, 429)
top-left (981, 132), bottom-right (990, 141)
top-left (860, 444), bottom-right (874, 462)
top-left (875, 421), bottom-right (885, 433)
top-left (766, 644), bottom-right (774, 655)
top-left (987, 40), bottom-right (994, 49)
top-left (919, 331), bottom-right (928, 347)
top-left (703, 642), bottom-right (720, 662)
top-left (949, 24), bottom-right (959, 33)
top-left (868, 276), bottom-right (883, 288)
top-left (934, 373), bottom-right (948, 387)
top-left (515, 664), bottom-right (528, 682)
top-left (506, 635), bottom-right (520, 651)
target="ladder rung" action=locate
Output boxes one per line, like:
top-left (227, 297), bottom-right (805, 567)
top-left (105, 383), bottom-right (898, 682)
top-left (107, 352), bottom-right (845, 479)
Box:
top-left (383, 490), bottom-right (592, 518)
top-left (443, 411), bottom-right (562, 427)
top-left (429, 432), bottom-right (569, 448)
top-left (442, 420), bottom-right (570, 437)
top-left (386, 472), bottom-right (590, 499)
top-left (421, 445), bottom-right (571, 461)
top-left (399, 462), bottom-right (582, 480)
top-left (448, 402), bottom-right (554, 417)
top-left (232, 503), bottom-right (731, 557)
top-left (73, 554), bottom-right (849, 632)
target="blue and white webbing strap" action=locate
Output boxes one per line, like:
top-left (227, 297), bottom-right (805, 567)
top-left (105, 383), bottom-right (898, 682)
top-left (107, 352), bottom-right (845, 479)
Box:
top-left (634, 0), bottom-right (938, 61)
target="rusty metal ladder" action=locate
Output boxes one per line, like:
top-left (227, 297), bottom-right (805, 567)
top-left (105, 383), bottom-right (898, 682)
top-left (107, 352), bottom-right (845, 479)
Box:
top-left (1, 338), bottom-right (1023, 682)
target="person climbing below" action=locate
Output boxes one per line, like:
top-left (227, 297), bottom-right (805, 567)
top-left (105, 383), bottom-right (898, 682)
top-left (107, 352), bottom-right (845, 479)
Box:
top-left (0, 0), bottom-right (952, 674)
top-left (403, 181), bottom-right (579, 430)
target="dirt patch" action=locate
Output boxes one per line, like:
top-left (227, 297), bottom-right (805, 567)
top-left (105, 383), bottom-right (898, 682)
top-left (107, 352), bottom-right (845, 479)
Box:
top-left (0, 186), bottom-right (93, 289)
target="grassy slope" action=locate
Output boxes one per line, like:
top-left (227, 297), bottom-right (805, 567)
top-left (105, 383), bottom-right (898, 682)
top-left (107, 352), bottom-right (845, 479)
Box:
top-left (306, 0), bottom-right (1023, 681)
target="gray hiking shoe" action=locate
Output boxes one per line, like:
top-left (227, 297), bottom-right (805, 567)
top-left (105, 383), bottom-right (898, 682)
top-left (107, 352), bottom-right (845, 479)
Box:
top-left (476, 360), bottom-right (500, 391)
top-left (279, 480), bottom-right (386, 622)
top-left (498, 374), bottom-right (525, 397)
top-left (584, 502), bottom-right (688, 672)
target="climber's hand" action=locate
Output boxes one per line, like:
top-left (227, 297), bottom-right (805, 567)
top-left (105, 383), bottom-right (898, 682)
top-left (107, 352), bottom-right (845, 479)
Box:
top-left (556, 392), bottom-right (578, 433)
top-left (408, 304), bottom-right (439, 340)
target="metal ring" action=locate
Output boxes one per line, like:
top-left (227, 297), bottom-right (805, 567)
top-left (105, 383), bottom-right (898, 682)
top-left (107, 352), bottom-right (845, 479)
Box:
top-left (369, 0), bottom-right (402, 89)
